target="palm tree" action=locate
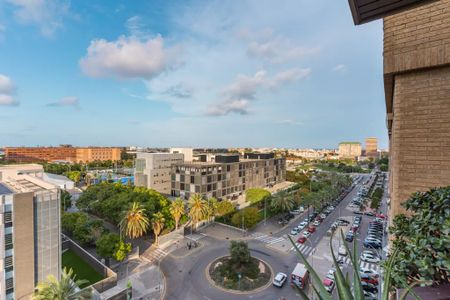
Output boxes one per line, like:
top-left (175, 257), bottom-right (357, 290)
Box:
top-left (207, 197), bottom-right (219, 222)
top-left (271, 191), bottom-right (296, 213)
top-left (120, 202), bottom-right (149, 239)
top-left (151, 212), bottom-right (165, 246)
top-left (32, 267), bottom-right (91, 300)
top-left (188, 194), bottom-right (208, 230)
top-left (169, 198), bottom-right (185, 230)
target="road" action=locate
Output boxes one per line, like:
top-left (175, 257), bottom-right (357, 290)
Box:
top-left (160, 173), bottom-right (380, 300)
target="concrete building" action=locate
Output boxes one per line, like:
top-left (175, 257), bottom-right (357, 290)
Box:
top-left (4, 146), bottom-right (122, 163)
top-left (365, 137), bottom-right (378, 158)
top-left (171, 153), bottom-right (286, 200)
top-left (134, 153), bottom-right (184, 194)
top-left (169, 148), bottom-right (193, 162)
top-left (348, 0), bottom-right (450, 220)
top-left (42, 172), bottom-right (75, 190)
top-left (338, 142), bottom-right (362, 160)
top-left (0, 165), bottom-right (61, 300)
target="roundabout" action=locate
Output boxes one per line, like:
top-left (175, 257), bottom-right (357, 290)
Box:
top-left (161, 235), bottom-right (301, 300)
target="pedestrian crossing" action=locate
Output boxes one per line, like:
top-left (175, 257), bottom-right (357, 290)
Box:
top-left (250, 232), bottom-right (285, 244)
top-left (289, 243), bottom-right (314, 256)
top-left (360, 261), bottom-right (380, 272)
top-left (186, 232), bottom-right (207, 241)
top-left (142, 247), bottom-right (168, 263)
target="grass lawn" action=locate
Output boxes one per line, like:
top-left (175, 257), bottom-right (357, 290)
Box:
top-left (62, 249), bottom-right (104, 288)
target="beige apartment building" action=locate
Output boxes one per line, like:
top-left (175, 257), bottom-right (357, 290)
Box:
top-left (365, 137), bottom-right (378, 157)
top-left (171, 153), bottom-right (286, 200)
top-left (5, 146), bottom-right (122, 163)
top-left (134, 152), bottom-right (185, 194)
top-left (338, 142), bottom-right (362, 160)
top-left (0, 165), bottom-right (61, 300)
top-left (348, 0), bottom-right (450, 219)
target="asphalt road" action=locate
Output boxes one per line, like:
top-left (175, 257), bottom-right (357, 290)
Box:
top-left (161, 174), bottom-right (374, 300)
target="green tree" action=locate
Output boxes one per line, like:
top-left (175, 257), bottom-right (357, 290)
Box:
top-left (32, 267), bottom-right (91, 300)
top-left (231, 207), bottom-right (261, 229)
top-left (207, 197), bottom-right (219, 222)
top-left (113, 240), bottom-right (132, 262)
top-left (169, 198), bottom-right (185, 230)
top-left (229, 240), bottom-right (251, 267)
top-left (151, 212), bottom-right (165, 246)
top-left (387, 187), bottom-right (450, 287)
top-left (66, 171), bottom-right (82, 183)
top-left (188, 194), bottom-right (208, 229)
top-left (216, 200), bottom-right (235, 216)
top-left (120, 202), bottom-right (149, 239)
top-left (271, 190), bottom-right (296, 213)
top-left (245, 188), bottom-right (271, 204)
top-left (61, 190), bottom-right (72, 211)
top-left (96, 233), bottom-right (120, 259)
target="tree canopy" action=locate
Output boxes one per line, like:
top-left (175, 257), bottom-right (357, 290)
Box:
top-left (388, 186), bottom-right (450, 287)
top-left (245, 188), bottom-right (271, 204)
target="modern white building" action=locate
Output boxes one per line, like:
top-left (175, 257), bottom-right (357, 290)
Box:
top-left (169, 148), bottom-right (193, 162)
top-left (0, 165), bottom-right (61, 300)
top-left (42, 172), bottom-right (75, 190)
top-left (134, 153), bottom-right (185, 194)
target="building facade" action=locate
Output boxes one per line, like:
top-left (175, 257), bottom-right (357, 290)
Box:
top-left (169, 148), bottom-right (193, 162)
top-left (348, 0), bottom-right (450, 220)
top-left (0, 165), bottom-right (61, 300)
top-left (4, 146), bottom-right (121, 163)
top-left (338, 142), bottom-right (362, 159)
top-left (134, 153), bottom-right (185, 194)
top-left (365, 137), bottom-right (378, 157)
top-left (171, 153), bottom-right (286, 200)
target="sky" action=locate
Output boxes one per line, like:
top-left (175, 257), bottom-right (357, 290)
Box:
top-left (0, 0), bottom-right (387, 149)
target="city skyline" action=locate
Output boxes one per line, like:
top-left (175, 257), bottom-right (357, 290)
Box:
top-left (0, 0), bottom-right (387, 149)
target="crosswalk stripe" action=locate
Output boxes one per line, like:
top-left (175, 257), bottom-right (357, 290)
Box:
top-left (268, 237), bottom-right (285, 244)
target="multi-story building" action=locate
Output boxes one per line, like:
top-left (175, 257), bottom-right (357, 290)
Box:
top-left (134, 153), bottom-right (185, 194)
top-left (365, 137), bottom-right (378, 158)
top-left (4, 146), bottom-right (122, 163)
top-left (0, 165), bottom-right (61, 300)
top-left (338, 142), bottom-right (362, 160)
top-left (171, 153), bottom-right (286, 200)
top-left (348, 0), bottom-right (450, 220)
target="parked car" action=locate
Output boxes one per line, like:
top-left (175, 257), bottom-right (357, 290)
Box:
top-left (272, 272), bottom-right (287, 287)
top-left (338, 245), bottom-right (348, 256)
top-left (303, 231), bottom-right (311, 238)
top-left (361, 282), bottom-right (378, 293)
top-left (354, 211), bottom-right (363, 215)
top-left (345, 232), bottom-right (354, 242)
top-left (376, 213), bottom-right (386, 219)
top-left (364, 211), bottom-right (375, 216)
top-left (326, 269), bottom-right (335, 280)
top-left (297, 236), bottom-right (307, 244)
top-left (360, 253), bottom-right (380, 263)
top-left (360, 274), bottom-right (379, 285)
top-left (364, 241), bottom-right (381, 249)
top-left (363, 290), bottom-right (378, 300)
top-left (297, 223), bottom-right (307, 230)
top-left (307, 226), bottom-right (316, 233)
top-left (313, 220), bottom-right (321, 226)
top-left (360, 267), bottom-right (379, 278)
top-left (323, 278), bottom-right (335, 293)
top-left (290, 228), bottom-right (300, 235)
top-left (290, 209), bottom-right (301, 215)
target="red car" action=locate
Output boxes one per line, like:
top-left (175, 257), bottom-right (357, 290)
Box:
top-left (297, 236), bottom-right (307, 244)
top-left (360, 274), bottom-right (379, 285)
top-left (376, 213), bottom-right (386, 219)
top-left (307, 226), bottom-right (316, 233)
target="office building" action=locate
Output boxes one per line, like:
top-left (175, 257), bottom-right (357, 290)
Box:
top-left (365, 137), bottom-right (378, 158)
top-left (0, 165), bottom-right (61, 300)
top-left (171, 153), bottom-right (286, 200)
top-left (348, 0), bottom-right (450, 220)
top-left (338, 142), bottom-right (362, 160)
top-left (4, 146), bottom-right (122, 163)
top-left (169, 148), bottom-right (193, 162)
top-left (134, 153), bottom-right (185, 194)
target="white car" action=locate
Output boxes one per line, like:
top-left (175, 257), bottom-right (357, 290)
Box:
top-left (360, 253), bottom-right (380, 263)
top-left (298, 221), bottom-right (308, 228)
top-left (313, 220), bottom-right (321, 226)
top-left (320, 213), bottom-right (327, 219)
top-left (290, 228), bottom-right (300, 235)
top-left (303, 231), bottom-right (311, 238)
top-left (360, 267), bottom-right (379, 278)
top-left (326, 269), bottom-right (335, 280)
top-left (272, 272), bottom-right (287, 287)
top-left (363, 290), bottom-right (378, 300)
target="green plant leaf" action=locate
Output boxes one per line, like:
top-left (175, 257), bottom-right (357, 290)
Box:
top-left (330, 230), bottom-right (353, 300)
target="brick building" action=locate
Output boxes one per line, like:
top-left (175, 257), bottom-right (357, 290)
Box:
top-left (338, 142), bottom-right (362, 160)
top-left (365, 137), bottom-right (378, 157)
top-left (5, 146), bottom-right (122, 163)
top-left (348, 0), bottom-right (450, 219)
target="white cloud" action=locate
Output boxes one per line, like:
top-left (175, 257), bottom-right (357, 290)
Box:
top-left (0, 74), bottom-right (18, 106)
top-left (6, 0), bottom-right (70, 37)
top-left (207, 99), bottom-right (249, 116)
top-left (163, 83), bottom-right (193, 98)
top-left (79, 35), bottom-right (180, 80)
top-left (332, 64), bottom-right (347, 72)
top-left (47, 96), bottom-right (79, 108)
top-left (125, 16), bottom-right (150, 39)
top-left (275, 119), bottom-right (302, 125)
top-left (243, 29), bottom-right (320, 64)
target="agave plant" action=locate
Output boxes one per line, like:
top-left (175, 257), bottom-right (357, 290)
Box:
top-left (288, 230), bottom-right (423, 300)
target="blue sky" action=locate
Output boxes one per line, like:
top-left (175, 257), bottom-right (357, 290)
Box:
top-left (0, 0), bottom-right (387, 149)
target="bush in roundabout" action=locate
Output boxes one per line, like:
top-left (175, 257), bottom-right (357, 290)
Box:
top-left (209, 241), bottom-right (271, 291)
